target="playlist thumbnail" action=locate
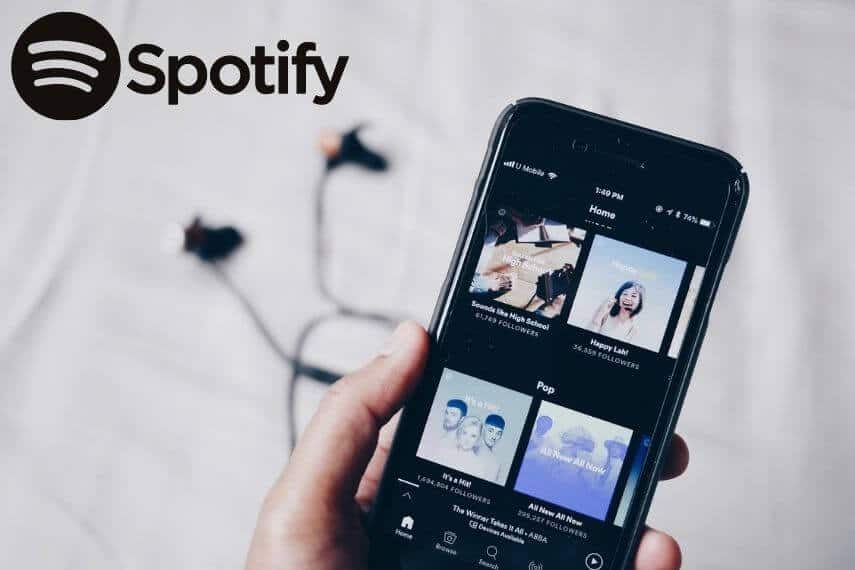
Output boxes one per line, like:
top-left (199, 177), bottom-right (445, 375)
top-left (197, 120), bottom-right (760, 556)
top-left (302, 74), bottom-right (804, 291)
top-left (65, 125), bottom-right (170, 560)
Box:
top-left (668, 267), bottom-right (705, 358)
top-left (469, 206), bottom-right (586, 319)
top-left (567, 235), bottom-right (687, 351)
top-left (513, 401), bottom-right (633, 521)
top-left (613, 435), bottom-right (650, 527)
top-left (416, 368), bottom-right (532, 486)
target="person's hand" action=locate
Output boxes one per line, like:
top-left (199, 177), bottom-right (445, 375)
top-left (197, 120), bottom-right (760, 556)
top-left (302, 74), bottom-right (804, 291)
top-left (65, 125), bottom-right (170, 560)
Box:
top-left (246, 321), bottom-right (689, 570)
top-left (593, 297), bottom-right (617, 324)
top-left (488, 273), bottom-right (513, 293)
top-left (600, 297), bottom-right (617, 315)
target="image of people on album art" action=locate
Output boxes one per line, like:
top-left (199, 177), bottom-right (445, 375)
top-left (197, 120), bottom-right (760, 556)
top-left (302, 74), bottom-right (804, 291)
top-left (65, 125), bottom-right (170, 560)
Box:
top-left (567, 235), bottom-right (686, 351)
top-left (416, 368), bottom-right (532, 486)
top-left (469, 205), bottom-right (586, 319)
top-left (513, 401), bottom-right (633, 521)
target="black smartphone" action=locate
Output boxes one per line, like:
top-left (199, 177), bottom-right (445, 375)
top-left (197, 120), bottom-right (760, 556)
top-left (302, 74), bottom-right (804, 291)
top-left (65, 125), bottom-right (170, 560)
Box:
top-left (367, 98), bottom-right (748, 570)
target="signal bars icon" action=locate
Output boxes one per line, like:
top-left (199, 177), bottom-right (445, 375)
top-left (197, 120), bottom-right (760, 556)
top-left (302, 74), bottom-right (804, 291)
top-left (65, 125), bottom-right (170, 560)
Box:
top-left (502, 160), bottom-right (558, 181)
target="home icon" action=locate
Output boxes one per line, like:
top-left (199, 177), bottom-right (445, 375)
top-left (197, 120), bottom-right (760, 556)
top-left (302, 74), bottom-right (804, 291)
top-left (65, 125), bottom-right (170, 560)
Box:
top-left (400, 515), bottom-right (415, 530)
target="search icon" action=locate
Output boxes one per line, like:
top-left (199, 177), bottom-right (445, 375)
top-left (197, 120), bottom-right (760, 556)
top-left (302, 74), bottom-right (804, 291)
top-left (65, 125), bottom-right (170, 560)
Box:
top-left (486, 545), bottom-right (498, 560)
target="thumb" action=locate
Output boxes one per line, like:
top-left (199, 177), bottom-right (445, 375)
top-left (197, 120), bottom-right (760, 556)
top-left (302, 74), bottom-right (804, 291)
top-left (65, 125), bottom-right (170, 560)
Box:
top-left (281, 320), bottom-right (429, 507)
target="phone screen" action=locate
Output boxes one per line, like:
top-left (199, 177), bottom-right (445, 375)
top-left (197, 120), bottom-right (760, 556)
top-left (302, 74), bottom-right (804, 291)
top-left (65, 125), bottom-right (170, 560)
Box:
top-left (369, 105), bottom-right (741, 570)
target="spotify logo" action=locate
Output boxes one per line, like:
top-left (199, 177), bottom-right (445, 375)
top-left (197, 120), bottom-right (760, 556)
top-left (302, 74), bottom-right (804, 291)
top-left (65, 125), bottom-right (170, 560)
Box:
top-left (12, 11), bottom-right (350, 121)
top-left (11, 12), bottom-right (121, 120)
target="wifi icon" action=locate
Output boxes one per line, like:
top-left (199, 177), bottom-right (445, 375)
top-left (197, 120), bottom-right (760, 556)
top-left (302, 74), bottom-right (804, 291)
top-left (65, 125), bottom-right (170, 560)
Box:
top-left (12, 12), bottom-right (121, 120)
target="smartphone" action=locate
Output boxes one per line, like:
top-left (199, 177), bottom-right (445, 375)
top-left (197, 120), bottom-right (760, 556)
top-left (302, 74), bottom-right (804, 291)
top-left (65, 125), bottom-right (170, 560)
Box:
top-left (367, 98), bottom-right (748, 570)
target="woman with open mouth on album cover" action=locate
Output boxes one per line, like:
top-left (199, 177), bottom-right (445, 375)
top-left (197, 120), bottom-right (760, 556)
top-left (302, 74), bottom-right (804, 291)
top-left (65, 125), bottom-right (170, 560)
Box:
top-left (589, 281), bottom-right (646, 342)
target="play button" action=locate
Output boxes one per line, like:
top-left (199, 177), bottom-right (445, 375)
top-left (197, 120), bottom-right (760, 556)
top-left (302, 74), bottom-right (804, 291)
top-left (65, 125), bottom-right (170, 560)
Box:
top-left (585, 552), bottom-right (604, 569)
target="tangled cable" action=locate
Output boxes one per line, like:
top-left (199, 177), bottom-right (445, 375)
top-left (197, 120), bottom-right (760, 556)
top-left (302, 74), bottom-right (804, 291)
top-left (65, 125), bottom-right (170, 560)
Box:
top-left (181, 126), bottom-right (402, 453)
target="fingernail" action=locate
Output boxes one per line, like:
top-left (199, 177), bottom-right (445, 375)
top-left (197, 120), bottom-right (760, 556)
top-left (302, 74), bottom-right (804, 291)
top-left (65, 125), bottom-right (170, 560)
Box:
top-left (379, 323), bottom-right (407, 356)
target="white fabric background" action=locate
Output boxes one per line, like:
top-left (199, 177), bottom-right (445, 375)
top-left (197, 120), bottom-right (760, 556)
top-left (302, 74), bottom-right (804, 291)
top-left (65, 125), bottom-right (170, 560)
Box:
top-left (1, 1), bottom-right (854, 568)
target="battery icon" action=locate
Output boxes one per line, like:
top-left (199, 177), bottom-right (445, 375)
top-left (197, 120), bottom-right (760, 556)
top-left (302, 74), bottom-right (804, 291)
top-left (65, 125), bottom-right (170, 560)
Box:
top-left (699, 219), bottom-right (713, 228)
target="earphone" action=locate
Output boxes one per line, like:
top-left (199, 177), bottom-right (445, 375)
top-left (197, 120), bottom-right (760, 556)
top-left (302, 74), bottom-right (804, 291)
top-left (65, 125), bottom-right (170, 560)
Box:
top-left (181, 125), bottom-right (401, 452)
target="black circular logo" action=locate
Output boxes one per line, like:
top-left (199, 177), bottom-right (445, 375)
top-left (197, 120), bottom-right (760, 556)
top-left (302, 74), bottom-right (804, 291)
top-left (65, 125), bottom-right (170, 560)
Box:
top-left (11, 12), bottom-right (121, 120)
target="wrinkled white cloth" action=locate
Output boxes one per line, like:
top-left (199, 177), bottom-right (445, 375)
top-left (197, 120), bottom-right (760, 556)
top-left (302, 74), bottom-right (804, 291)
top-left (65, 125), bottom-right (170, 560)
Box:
top-left (1, 1), bottom-right (853, 569)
